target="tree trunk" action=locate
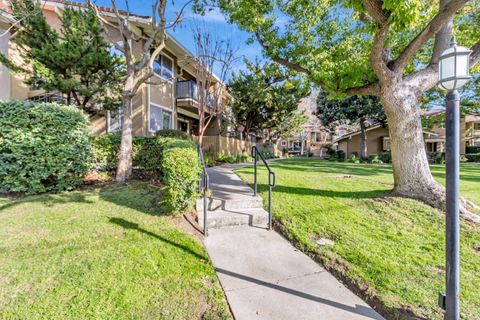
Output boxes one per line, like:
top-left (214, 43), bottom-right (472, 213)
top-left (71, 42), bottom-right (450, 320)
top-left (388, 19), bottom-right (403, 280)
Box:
top-left (359, 118), bottom-right (368, 160)
top-left (116, 94), bottom-right (133, 183)
top-left (380, 82), bottom-right (446, 208)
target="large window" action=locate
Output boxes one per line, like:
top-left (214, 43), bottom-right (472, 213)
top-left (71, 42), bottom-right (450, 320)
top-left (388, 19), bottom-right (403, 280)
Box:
top-left (153, 54), bottom-right (173, 80)
top-left (107, 109), bottom-right (123, 132)
top-left (149, 104), bottom-right (172, 132)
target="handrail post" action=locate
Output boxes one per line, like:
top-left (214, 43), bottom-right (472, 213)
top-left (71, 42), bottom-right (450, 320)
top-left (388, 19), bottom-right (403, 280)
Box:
top-left (268, 185), bottom-right (272, 230)
top-left (252, 146), bottom-right (257, 196)
top-left (204, 174), bottom-right (208, 236)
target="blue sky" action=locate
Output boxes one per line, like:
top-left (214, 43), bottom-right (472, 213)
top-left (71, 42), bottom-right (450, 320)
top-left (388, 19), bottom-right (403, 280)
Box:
top-left (87, 0), bottom-right (264, 74)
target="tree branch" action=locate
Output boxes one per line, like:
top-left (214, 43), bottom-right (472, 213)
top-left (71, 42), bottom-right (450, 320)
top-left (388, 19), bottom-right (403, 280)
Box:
top-left (345, 82), bottom-right (381, 96)
top-left (363, 0), bottom-right (393, 81)
top-left (470, 40), bottom-right (480, 67)
top-left (391, 0), bottom-right (469, 72)
top-left (255, 29), bottom-right (312, 76)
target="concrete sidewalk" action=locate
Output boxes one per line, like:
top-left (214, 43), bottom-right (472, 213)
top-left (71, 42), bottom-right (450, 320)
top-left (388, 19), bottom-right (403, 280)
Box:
top-left (203, 165), bottom-right (384, 320)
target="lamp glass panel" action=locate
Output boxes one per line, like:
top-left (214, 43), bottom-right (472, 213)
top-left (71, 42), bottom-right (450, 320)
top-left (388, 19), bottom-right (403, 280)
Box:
top-left (442, 80), bottom-right (456, 90)
top-left (455, 78), bottom-right (470, 89)
top-left (440, 56), bottom-right (455, 80)
top-left (455, 55), bottom-right (469, 77)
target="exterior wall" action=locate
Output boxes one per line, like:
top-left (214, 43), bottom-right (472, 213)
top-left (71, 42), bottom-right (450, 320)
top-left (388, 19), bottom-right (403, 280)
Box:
top-left (338, 127), bottom-right (389, 157)
top-left (0, 29), bottom-right (9, 100)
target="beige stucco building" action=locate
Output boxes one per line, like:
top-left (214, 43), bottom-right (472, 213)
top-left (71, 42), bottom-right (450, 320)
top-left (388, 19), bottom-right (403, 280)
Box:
top-left (0, 0), bottom-right (229, 138)
top-left (334, 112), bottom-right (480, 160)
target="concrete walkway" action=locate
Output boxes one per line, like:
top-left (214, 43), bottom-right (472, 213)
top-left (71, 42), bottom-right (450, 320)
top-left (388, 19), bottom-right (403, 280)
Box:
top-left (202, 164), bottom-right (384, 320)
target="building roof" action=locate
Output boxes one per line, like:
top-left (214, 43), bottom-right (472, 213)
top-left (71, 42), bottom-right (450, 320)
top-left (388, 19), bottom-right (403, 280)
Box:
top-left (332, 123), bottom-right (385, 143)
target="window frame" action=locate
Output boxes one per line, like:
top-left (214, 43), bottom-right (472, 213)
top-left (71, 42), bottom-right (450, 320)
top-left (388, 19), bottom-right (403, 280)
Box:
top-left (148, 103), bottom-right (172, 133)
top-left (153, 53), bottom-right (174, 82)
top-left (107, 108), bottom-right (123, 133)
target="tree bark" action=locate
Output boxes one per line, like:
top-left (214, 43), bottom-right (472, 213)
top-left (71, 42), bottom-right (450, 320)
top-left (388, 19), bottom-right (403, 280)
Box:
top-left (115, 70), bottom-right (135, 183)
top-left (359, 118), bottom-right (368, 160)
top-left (380, 81), bottom-right (446, 207)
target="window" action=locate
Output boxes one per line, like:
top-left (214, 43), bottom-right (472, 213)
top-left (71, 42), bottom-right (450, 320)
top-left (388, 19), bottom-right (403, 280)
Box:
top-left (108, 109), bottom-right (123, 132)
top-left (177, 119), bottom-right (189, 133)
top-left (382, 137), bottom-right (391, 151)
top-left (475, 123), bottom-right (480, 130)
top-left (149, 104), bottom-right (172, 132)
top-left (281, 141), bottom-right (287, 147)
top-left (153, 54), bottom-right (173, 80)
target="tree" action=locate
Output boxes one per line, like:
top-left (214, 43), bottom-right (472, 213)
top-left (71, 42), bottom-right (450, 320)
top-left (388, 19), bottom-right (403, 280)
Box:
top-left (190, 26), bottom-right (236, 145)
top-left (0, 0), bottom-right (124, 113)
top-left (218, 0), bottom-right (480, 220)
top-left (317, 93), bottom-right (386, 160)
top-left (88, 0), bottom-right (196, 182)
top-left (228, 61), bottom-right (308, 139)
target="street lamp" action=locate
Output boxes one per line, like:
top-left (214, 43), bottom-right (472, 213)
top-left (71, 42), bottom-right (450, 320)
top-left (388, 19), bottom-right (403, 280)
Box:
top-left (437, 36), bottom-right (471, 320)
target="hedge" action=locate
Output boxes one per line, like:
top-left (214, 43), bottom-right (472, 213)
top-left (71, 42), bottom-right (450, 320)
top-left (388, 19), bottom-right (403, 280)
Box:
top-left (466, 146), bottom-right (480, 154)
top-left (466, 153), bottom-right (480, 163)
top-left (160, 139), bottom-right (200, 214)
top-left (91, 132), bottom-right (199, 214)
top-left (0, 101), bottom-right (91, 193)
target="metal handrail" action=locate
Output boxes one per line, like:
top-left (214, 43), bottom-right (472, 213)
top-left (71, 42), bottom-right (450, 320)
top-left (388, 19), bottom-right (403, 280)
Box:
top-left (251, 146), bottom-right (276, 230)
top-left (198, 145), bottom-right (209, 236)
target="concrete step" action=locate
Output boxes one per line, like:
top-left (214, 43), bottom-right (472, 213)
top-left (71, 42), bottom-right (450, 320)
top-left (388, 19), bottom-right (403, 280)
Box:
top-left (198, 208), bottom-right (269, 229)
top-left (196, 196), bottom-right (264, 212)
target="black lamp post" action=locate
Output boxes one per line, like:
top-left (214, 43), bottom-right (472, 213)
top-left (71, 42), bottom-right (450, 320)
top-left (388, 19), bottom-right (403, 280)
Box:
top-left (437, 36), bottom-right (471, 320)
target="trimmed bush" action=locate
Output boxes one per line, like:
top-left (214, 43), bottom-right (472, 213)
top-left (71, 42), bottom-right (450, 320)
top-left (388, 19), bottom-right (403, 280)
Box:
top-left (435, 152), bottom-right (446, 164)
top-left (0, 101), bottom-right (91, 193)
top-left (466, 146), bottom-right (480, 154)
top-left (155, 129), bottom-right (190, 140)
top-left (466, 153), bottom-right (480, 163)
top-left (379, 152), bottom-right (392, 164)
top-left (91, 133), bottom-right (163, 173)
top-left (160, 139), bottom-right (200, 214)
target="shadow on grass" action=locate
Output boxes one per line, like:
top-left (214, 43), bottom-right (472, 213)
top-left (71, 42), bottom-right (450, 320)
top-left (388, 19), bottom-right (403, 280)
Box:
top-left (99, 183), bottom-right (163, 216)
top-left (254, 183), bottom-right (387, 199)
top-left (0, 192), bottom-right (94, 212)
top-left (109, 217), bottom-right (207, 260)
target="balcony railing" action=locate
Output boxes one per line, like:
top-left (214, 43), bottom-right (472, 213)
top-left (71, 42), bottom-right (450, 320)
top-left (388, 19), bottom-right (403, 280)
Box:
top-left (176, 80), bottom-right (216, 108)
top-left (176, 80), bottom-right (198, 100)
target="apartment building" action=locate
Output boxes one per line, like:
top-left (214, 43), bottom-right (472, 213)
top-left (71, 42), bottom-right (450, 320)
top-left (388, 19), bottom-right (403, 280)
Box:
top-left (0, 0), bottom-right (230, 138)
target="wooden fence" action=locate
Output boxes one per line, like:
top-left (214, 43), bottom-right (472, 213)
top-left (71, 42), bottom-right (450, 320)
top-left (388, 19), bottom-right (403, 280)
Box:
top-left (193, 135), bottom-right (252, 156)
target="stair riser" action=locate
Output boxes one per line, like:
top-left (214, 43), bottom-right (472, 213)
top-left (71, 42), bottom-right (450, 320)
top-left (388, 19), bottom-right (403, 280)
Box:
top-left (198, 215), bottom-right (268, 229)
top-left (196, 199), bottom-right (264, 211)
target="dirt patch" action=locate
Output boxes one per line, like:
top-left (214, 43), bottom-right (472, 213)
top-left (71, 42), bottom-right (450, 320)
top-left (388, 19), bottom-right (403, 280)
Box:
top-left (333, 175), bottom-right (355, 179)
top-left (273, 219), bottom-right (432, 320)
top-left (474, 247), bottom-right (480, 254)
top-left (168, 210), bottom-right (205, 243)
top-left (373, 196), bottom-right (395, 205)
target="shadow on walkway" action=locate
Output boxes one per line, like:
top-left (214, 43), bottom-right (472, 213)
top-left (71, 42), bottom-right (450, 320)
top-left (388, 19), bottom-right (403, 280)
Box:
top-left (216, 267), bottom-right (382, 320)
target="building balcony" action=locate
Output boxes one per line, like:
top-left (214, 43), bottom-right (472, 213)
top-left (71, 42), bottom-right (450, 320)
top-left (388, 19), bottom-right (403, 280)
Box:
top-left (176, 80), bottom-right (215, 110)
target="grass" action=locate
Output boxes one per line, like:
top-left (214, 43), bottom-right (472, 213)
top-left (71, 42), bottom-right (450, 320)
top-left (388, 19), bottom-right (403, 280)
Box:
top-left (0, 183), bottom-right (231, 320)
top-left (235, 159), bottom-right (480, 320)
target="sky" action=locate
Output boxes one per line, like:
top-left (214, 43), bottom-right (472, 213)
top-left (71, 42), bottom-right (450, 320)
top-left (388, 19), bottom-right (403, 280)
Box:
top-left (86, 0), bottom-right (264, 76)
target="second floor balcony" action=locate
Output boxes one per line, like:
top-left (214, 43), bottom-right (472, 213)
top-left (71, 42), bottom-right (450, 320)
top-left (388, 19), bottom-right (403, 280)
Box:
top-left (176, 80), bottom-right (216, 110)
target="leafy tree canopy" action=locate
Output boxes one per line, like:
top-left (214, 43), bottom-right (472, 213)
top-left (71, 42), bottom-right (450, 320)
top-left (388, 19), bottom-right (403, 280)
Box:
top-left (228, 60), bottom-right (309, 138)
top-left (317, 92), bottom-right (386, 129)
top-left (0, 0), bottom-right (124, 112)
top-left (218, 0), bottom-right (479, 94)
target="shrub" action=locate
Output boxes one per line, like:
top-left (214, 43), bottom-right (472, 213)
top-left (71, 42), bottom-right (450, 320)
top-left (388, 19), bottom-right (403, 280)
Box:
top-left (0, 101), bottom-right (91, 193)
top-left (460, 155), bottom-right (468, 163)
top-left (369, 154), bottom-right (384, 164)
top-left (155, 129), bottom-right (190, 140)
top-left (160, 139), bottom-right (200, 214)
top-left (466, 153), bottom-right (480, 163)
top-left (435, 152), bottom-right (446, 164)
top-left (217, 153), bottom-right (236, 164)
top-left (348, 155), bottom-right (361, 164)
top-left (466, 146), bottom-right (480, 154)
top-left (379, 152), bottom-right (392, 163)
top-left (336, 150), bottom-right (345, 162)
top-left (92, 133), bottom-right (163, 174)
top-left (259, 150), bottom-right (275, 160)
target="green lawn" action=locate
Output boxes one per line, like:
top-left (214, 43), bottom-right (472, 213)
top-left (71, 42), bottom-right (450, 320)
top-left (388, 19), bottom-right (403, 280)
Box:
top-left (0, 183), bottom-right (231, 320)
top-left (235, 159), bottom-right (480, 320)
